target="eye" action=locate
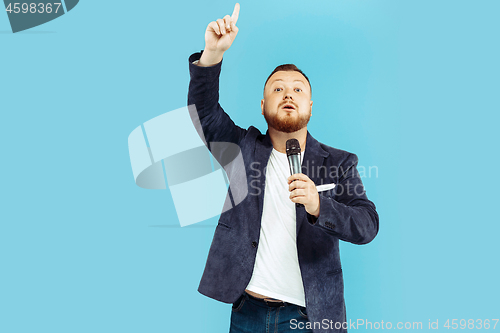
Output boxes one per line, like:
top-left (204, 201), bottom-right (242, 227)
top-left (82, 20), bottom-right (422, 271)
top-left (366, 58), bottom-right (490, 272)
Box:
top-left (294, 88), bottom-right (302, 92)
top-left (274, 88), bottom-right (282, 92)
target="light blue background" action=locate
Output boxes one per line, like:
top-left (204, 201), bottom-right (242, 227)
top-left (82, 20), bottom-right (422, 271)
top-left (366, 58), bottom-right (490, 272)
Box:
top-left (1, 1), bottom-right (499, 332)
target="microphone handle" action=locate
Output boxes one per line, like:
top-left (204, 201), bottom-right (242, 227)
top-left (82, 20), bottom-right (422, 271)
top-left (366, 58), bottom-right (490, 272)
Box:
top-left (287, 154), bottom-right (304, 208)
top-left (288, 154), bottom-right (301, 175)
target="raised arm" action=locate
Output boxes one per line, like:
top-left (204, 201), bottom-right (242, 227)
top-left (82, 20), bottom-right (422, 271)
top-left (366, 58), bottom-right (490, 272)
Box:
top-left (187, 3), bottom-right (246, 150)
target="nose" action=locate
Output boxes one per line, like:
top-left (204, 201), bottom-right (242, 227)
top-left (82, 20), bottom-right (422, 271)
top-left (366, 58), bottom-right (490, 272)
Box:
top-left (284, 91), bottom-right (293, 100)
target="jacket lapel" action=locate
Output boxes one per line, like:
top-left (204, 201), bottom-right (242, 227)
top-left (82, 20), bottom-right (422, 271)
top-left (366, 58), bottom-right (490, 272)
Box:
top-left (254, 131), bottom-right (274, 222)
top-left (296, 132), bottom-right (329, 234)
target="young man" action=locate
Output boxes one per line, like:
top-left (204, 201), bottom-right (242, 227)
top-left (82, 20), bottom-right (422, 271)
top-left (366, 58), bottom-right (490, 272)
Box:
top-left (187, 4), bottom-right (379, 333)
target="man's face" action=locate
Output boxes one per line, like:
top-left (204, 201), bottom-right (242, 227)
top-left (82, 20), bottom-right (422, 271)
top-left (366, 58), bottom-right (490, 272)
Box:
top-left (261, 71), bottom-right (313, 133)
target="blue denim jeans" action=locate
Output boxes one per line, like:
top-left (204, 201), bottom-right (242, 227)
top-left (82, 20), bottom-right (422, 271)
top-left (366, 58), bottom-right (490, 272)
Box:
top-left (229, 292), bottom-right (313, 333)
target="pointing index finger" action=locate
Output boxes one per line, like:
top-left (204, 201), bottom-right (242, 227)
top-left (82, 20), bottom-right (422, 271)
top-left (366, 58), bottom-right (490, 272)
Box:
top-left (231, 3), bottom-right (240, 25)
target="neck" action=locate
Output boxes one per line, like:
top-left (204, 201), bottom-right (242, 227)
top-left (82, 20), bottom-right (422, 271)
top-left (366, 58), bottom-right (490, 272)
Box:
top-left (268, 127), bottom-right (308, 154)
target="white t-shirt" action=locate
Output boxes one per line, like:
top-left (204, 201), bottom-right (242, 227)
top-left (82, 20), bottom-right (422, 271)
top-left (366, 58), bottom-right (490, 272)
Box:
top-left (245, 148), bottom-right (306, 307)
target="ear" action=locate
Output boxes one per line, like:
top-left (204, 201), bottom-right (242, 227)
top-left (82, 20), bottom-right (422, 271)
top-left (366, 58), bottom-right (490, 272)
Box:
top-left (261, 99), bottom-right (265, 115)
top-left (310, 100), bottom-right (313, 115)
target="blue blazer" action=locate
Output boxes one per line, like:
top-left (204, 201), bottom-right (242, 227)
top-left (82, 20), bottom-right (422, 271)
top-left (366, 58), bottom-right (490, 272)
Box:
top-left (187, 51), bottom-right (379, 332)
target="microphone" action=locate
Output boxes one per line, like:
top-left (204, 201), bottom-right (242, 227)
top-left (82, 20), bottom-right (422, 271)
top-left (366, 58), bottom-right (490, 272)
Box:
top-left (286, 139), bottom-right (303, 207)
top-left (286, 138), bottom-right (302, 176)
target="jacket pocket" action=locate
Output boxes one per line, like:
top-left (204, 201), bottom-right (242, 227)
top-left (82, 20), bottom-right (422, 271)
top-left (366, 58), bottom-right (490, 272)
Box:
top-left (325, 268), bottom-right (342, 276)
top-left (217, 222), bottom-right (231, 230)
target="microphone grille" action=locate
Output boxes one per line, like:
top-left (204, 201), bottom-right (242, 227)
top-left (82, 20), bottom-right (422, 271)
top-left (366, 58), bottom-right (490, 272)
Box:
top-left (286, 138), bottom-right (301, 157)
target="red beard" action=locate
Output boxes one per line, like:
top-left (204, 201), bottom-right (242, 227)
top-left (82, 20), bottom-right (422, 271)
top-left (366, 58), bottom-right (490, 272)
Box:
top-left (263, 107), bottom-right (311, 133)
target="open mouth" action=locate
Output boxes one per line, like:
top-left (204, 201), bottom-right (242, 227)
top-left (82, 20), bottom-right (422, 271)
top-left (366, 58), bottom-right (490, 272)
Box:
top-left (282, 104), bottom-right (296, 110)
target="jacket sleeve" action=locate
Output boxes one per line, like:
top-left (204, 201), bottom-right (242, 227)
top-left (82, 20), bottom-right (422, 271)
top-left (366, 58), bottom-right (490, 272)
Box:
top-left (187, 51), bottom-right (247, 153)
top-left (307, 153), bottom-right (379, 245)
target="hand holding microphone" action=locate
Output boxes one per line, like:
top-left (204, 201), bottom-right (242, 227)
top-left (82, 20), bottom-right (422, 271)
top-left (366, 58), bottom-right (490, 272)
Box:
top-left (286, 139), bottom-right (320, 218)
